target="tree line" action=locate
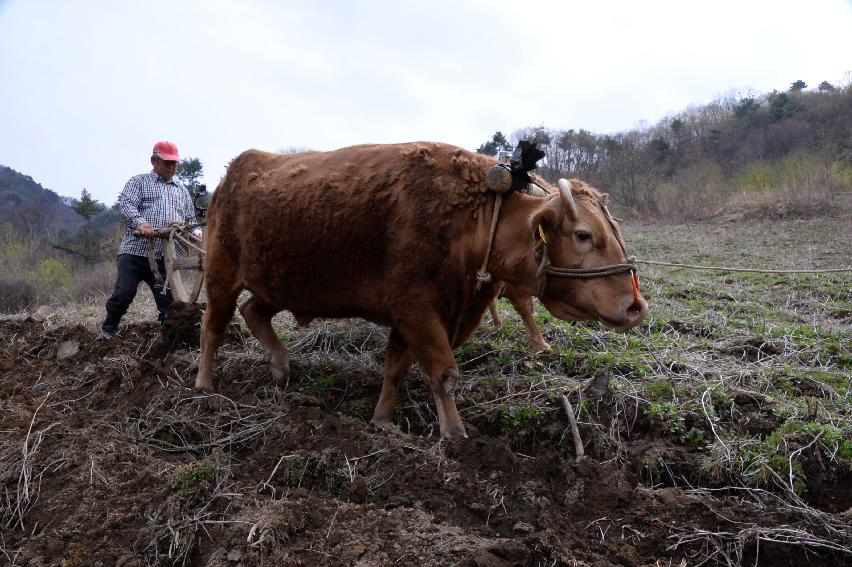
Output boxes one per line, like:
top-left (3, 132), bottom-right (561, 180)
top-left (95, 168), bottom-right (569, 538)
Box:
top-left (477, 79), bottom-right (852, 218)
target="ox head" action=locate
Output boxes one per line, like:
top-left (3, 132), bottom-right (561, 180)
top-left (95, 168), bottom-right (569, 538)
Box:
top-left (495, 179), bottom-right (648, 329)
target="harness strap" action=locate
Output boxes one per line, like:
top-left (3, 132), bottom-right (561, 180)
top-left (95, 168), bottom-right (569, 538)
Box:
top-left (475, 193), bottom-right (504, 291)
top-left (600, 202), bottom-right (630, 260)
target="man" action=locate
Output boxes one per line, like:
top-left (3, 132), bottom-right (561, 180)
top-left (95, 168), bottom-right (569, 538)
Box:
top-left (99, 141), bottom-right (197, 339)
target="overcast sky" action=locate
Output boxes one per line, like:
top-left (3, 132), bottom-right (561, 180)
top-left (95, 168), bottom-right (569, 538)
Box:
top-left (1, 0), bottom-right (850, 205)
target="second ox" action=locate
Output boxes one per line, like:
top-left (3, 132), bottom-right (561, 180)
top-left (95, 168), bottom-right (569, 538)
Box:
top-left (198, 142), bottom-right (647, 437)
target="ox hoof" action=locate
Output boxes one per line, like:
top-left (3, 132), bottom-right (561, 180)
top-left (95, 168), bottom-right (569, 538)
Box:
top-left (269, 364), bottom-right (291, 382)
top-left (370, 417), bottom-right (397, 431)
top-left (528, 340), bottom-right (551, 354)
top-left (440, 423), bottom-right (468, 439)
top-left (371, 420), bottom-right (402, 436)
top-left (443, 431), bottom-right (469, 440)
top-left (193, 387), bottom-right (225, 410)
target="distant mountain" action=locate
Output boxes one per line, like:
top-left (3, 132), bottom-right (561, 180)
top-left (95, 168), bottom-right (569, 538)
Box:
top-left (0, 165), bottom-right (120, 239)
top-left (0, 165), bottom-right (84, 235)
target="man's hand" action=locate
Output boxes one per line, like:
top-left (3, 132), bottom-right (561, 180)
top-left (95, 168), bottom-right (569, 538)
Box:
top-left (137, 222), bottom-right (154, 238)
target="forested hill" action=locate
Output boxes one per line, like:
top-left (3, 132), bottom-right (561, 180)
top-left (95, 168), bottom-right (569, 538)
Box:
top-left (0, 165), bottom-right (84, 235)
top-left (480, 80), bottom-right (852, 220)
top-left (0, 165), bottom-right (123, 240)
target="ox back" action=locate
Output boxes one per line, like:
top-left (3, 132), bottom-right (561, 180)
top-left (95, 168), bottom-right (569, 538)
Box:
top-left (206, 142), bottom-right (500, 333)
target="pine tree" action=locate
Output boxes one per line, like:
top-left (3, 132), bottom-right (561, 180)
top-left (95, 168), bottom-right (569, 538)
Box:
top-left (477, 131), bottom-right (513, 159)
top-left (177, 157), bottom-right (204, 190)
top-left (73, 189), bottom-right (105, 260)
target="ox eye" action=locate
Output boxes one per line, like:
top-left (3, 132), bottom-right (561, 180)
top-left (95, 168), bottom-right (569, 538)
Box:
top-left (575, 230), bottom-right (592, 242)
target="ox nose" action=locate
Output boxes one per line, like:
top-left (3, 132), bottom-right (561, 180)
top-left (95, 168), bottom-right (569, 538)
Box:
top-left (621, 270), bottom-right (647, 328)
top-left (598, 295), bottom-right (647, 329)
top-left (624, 296), bottom-right (647, 327)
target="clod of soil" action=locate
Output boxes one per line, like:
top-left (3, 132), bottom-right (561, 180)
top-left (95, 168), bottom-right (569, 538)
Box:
top-left (157, 301), bottom-right (204, 349)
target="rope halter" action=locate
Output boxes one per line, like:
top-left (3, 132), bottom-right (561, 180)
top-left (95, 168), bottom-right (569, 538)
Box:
top-left (535, 180), bottom-right (640, 302)
top-left (475, 177), bottom-right (641, 306)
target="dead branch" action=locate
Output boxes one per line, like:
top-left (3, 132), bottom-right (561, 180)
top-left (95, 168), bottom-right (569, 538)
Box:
top-left (560, 390), bottom-right (585, 459)
top-left (14, 392), bottom-right (53, 531)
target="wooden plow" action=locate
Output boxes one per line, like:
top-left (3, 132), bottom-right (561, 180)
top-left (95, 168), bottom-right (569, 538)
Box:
top-left (141, 223), bottom-right (206, 304)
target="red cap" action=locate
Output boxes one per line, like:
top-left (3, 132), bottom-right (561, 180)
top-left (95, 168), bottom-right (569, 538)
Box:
top-left (152, 141), bottom-right (180, 161)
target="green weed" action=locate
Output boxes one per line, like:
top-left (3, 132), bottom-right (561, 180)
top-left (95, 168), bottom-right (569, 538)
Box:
top-left (646, 402), bottom-right (686, 436)
top-left (306, 366), bottom-right (337, 398)
top-left (174, 459), bottom-right (215, 495)
top-left (499, 405), bottom-right (542, 437)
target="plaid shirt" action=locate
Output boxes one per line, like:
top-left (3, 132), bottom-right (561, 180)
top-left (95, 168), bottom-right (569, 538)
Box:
top-left (117, 171), bottom-right (197, 258)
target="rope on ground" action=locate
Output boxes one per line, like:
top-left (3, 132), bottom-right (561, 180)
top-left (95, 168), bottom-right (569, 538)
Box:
top-left (635, 259), bottom-right (852, 274)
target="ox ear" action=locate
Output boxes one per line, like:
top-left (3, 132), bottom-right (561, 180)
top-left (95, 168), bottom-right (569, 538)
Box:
top-left (558, 179), bottom-right (579, 220)
top-left (529, 191), bottom-right (565, 244)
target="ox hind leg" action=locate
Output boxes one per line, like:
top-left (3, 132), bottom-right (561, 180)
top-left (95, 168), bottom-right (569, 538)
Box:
top-left (488, 300), bottom-right (502, 327)
top-left (397, 317), bottom-right (467, 438)
top-left (371, 329), bottom-right (413, 428)
top-left (488, 282), bottom-right (507, 327)
top-left (504, 285), bottom-right (550, 353)
top-left (197, 282), bottom-right (242, 391)
top-left (239, 295), bottom-right (290, 382)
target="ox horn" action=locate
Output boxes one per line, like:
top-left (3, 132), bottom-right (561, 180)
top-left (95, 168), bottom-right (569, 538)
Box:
top-left (485, 165), bottom-right (513, 193)
top-left (558, 178), bottom-right (579, 219)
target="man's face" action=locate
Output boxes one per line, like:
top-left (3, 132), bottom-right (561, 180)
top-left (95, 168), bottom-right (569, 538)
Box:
top-left (152, 157), bottom-right (178, 181)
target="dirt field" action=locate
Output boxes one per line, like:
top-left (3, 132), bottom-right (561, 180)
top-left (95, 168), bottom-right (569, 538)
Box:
top-left (1, 216), bottom-right (850, 566)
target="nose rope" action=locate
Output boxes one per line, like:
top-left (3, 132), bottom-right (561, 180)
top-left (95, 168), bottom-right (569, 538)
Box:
top-left (630, 269), bottom-right (641, 305)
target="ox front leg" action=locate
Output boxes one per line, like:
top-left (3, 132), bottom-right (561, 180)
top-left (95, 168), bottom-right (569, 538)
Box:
top-left (371, 329), bottom-right (413, 428)
top-left (427, 365), bottom-right (466, 438)
top-left (399, 320), bottom-right (467, 438)
top-left (197, 285), bottom-right (241, 391)
top-left (197, 324), bottom-right (223, 391)
top-left (239, 295), bottom-right (290, 382)
top-left (505, 287), bottom-right (550, 353)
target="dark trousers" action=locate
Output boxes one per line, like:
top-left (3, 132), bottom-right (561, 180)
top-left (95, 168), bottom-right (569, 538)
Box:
top-left (103, 254), bottom-right (173, 332)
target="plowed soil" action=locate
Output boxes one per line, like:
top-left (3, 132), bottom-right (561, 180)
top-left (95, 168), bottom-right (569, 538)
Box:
top-left (1, 306), bottom-right (849, 566)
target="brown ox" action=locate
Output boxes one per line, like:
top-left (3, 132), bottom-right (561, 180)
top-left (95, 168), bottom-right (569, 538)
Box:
top-left (198, 142), bottom-right (647, 437)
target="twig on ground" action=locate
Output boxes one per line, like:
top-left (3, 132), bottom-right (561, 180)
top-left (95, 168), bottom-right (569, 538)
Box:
top-left (560, 390), bottom-right (585, 459)
top-left (326, 501), bottom-right (341, 540)
top-left (13, 392), bottom-right (54, 531)
top-left (258, 453), bottom-right (299, 496)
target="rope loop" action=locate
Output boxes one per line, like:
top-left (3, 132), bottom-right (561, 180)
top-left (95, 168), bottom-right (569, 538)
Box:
top-left (476, 271), bottom-right (492, 284)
